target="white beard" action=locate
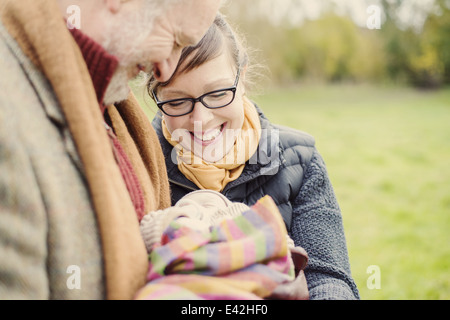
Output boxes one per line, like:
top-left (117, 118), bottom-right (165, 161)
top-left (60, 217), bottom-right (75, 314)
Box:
top-left (101, 7), bottom-right (158, 105)
top-left (102, 66), bottom-right (130, 106)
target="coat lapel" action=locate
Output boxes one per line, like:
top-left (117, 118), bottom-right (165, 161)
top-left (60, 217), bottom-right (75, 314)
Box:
top-left (0, 19), bottom-right (84, 175)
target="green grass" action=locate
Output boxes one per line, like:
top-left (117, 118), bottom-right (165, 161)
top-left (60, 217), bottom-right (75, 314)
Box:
top-left (132, 81), bottom-right (450, 299)
top-left (251, 84), bottom-right (450, 300)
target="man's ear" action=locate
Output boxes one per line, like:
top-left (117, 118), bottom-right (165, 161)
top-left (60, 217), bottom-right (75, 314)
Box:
top-left (103, 0), bottom-right (122, 14)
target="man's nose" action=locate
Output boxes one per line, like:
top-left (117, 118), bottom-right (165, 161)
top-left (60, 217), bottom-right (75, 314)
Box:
top-left (152, 48), bottom-right (182, 82)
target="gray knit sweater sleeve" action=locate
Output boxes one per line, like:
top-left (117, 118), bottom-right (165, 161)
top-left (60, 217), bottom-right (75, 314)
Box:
top-left (291, 149), bottom-right (360, 300)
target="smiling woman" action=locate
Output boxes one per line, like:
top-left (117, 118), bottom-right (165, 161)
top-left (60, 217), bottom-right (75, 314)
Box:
top-left (147, 13), bottom-right (360, 300)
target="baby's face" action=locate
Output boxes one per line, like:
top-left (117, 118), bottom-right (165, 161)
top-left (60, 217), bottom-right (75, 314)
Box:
top-left (174, 191), bottom-right (232, 228)
top-left (182, 191), bottom-right (230, 210)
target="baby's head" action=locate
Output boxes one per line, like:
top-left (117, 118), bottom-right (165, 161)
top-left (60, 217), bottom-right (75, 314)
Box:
top-left (176, 190), bottom-right (232, 209)
top-left (175, 190), bottom-right (249, 227)
top-left (176, 190), bottom-right (232, 211)
top-left (171, 190), bottom-right (235, 232)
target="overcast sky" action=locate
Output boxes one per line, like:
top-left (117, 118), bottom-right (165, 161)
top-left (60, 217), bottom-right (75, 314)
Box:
top-left (249, 0), bottom-right (440, 31)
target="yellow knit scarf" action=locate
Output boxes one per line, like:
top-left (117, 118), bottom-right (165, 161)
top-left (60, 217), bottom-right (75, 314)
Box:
top-left (162, 97), bottom-right (261, 192)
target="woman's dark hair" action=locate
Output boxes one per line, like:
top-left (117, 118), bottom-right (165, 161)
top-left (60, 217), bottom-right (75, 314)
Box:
top-left (147, 13), bottom-right (253, 99)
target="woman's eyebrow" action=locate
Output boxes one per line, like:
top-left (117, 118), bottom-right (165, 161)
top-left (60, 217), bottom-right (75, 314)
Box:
top-left (203, 78), bottom-right (233, 91)
top-left (159, 88), bottom-right (190, 98)
top-left (161, 78), bottom-right (234, 97)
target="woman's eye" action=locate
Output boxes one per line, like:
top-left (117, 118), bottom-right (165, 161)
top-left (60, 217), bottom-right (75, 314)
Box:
top-left (209, 92), bottom-right (227, 99)
top-left (167, 101), bottom-right (188, 108)
top-left (168, 101), bottom-right (182, 106)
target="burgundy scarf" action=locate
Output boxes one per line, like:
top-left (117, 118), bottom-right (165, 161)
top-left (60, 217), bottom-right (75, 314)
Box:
top-left (69, 28), bottom-right (146, 221)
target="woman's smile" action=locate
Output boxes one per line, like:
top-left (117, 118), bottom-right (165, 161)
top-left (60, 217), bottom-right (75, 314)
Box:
top-left (191, 123), bottom-right (227, 146)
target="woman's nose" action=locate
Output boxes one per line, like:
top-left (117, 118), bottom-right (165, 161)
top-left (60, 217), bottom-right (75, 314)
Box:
top-left (190, 101), bottom-right (214, 125)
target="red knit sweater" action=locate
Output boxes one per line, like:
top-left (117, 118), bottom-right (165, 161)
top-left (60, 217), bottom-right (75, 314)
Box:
top-left (69, 28), bottom-right (146, 221)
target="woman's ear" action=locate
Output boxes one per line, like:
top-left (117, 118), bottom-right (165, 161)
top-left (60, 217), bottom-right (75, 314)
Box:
top-left (240, 65), bottom-right (248, 96)
top-left (241, 65), bottom-right (248, 79)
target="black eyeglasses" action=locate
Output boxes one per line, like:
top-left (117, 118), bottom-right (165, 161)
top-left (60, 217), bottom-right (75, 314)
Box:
top-left (153, 69), bottom-right (241, 117)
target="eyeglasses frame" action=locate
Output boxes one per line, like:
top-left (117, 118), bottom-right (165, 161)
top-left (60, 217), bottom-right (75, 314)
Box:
top-left (152, 69), bottom-right (241, 117)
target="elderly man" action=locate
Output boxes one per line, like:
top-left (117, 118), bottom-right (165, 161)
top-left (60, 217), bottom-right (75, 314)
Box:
top-left (0, 0), bottom-right (221, 299)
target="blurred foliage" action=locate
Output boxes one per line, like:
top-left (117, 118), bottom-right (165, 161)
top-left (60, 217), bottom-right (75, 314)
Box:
top-left (247, 84), bottom-right (450, 300)
top-left (221, 0), bottom-right (450, 88)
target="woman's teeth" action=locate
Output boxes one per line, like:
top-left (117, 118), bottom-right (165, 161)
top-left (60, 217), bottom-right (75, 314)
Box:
top-left (193, 125), bottom-right (223, 142)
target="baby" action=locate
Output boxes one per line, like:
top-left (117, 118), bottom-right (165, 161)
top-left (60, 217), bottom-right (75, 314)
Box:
top-left (140, 190), bottom-right (250, 250)
top-left (138, 190), bottom-right (309, 300)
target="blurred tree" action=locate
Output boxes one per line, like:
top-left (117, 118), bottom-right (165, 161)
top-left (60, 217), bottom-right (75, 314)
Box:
top-left (221, 0), bottom-right (449, 87)
top-left (381, 0), bottom-right (449, 87)
top-left (421, 0), bottom-right (450, 86)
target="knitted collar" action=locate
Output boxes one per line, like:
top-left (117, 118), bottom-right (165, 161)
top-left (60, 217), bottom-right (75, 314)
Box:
top-left (68, 27), bottom-right (119, 110)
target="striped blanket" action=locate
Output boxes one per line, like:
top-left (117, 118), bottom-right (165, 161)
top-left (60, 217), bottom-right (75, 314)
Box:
top-left (135, 196), bottom-right (297, 300)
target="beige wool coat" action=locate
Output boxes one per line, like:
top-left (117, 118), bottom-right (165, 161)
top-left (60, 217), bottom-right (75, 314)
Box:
top-left (0, 0), bottom-right (170, 299)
